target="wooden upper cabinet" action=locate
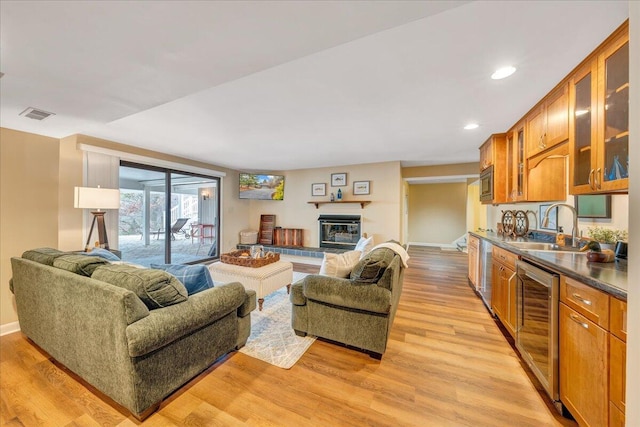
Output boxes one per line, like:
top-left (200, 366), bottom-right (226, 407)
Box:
top-left (526, 84), bottom-right (569, 158)
top-left (570, 23), bottom-right (629, 194)
top-left (479, 141), bottom-right (493, 171)
top-left (506, 121), bottom-right (527, 202)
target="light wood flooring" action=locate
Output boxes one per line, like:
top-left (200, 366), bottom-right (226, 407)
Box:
top-left (0, 246), bottom-right (577, 426)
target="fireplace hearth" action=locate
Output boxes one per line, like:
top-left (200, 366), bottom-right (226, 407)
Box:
top-left (318, 215), bottom-right (361, 249)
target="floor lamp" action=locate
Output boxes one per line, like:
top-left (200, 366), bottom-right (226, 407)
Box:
top-left (74, 186), bottom-right (120, 250)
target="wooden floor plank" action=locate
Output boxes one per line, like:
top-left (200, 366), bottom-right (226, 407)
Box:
top-left (0, 246), bottom-right (576, 426)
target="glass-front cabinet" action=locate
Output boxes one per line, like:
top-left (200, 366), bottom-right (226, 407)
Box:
top-left (507, 121), bottom-right (526, 202)
top-left (570, 25), bottom-right (628, 194)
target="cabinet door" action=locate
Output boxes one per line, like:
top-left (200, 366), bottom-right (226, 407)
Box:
top-left (559, 303), bottom-right (608, 427)
top-left (507, 123), bottom-right (527, 202)
top-left (609, 335), bottom-right (626, 415)
top-left (545, 84), bottom-right (569, 147)
top-left (491, 262), bottom-right (505, 320)
top-left (569, 62), bottom-right (598, 194)
top-left (526, 105), bottom-right (546, 158)
top-left (505, 265), bottom-right (517, 338)
top-left (597, 34), bottom-right (628, 192)
top-left (468, 235), bottom-right (480, 288)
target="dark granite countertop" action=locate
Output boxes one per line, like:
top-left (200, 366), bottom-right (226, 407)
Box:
top-left (469, 231), bottom-right (627, 301)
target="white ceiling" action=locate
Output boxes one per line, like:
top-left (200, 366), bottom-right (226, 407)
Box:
top-left (0, 1), bottom-right (629, 172)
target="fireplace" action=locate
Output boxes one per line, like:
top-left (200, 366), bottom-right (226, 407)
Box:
top-left (318, 215), bottom-right (361, 249)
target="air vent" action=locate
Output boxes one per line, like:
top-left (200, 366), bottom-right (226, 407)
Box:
top-left (19, 107), bottom-right (55, 121)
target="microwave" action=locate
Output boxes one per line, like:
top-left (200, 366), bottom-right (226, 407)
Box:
top-left (480, 166), bottom-right (494, 202)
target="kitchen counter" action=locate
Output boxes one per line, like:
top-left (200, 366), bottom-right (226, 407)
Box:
top-left (470, 231), bottom-right (627, 300)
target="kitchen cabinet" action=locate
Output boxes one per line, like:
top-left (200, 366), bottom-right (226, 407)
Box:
top-left (491, 246), bottom-right (518, 337)
top-left (569, 24), bottom-right (629, 194)
top-left (559, 277), bottom-right (616, 427)
top-left (526, 83), bottom-right (569, 158)
top-left (479, 133), bottom-right (507, 204)
top-left (609, 298), bottom-right (626, 426)
top-left (467, 234), bottom-right (480, 290)
top-left (506, 121), bottom-right (527, 202)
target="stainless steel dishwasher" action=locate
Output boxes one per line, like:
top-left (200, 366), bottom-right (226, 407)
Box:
top-left (515, 259), bottom-right (562, 413)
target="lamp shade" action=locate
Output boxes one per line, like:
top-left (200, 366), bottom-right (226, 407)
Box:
top-left (74, 187), bottom-right (120, 209)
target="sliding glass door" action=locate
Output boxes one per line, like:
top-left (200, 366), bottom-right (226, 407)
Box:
top-left (118, 162), bottom-right (220, 266)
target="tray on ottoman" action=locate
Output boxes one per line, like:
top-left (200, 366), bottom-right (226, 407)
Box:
top-left (220, 250), bottom-right (280, 268)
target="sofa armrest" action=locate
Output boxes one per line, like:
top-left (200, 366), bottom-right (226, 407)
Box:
top-left (238, 289), bottom-right (257, 317)
top-left (126, 282), bottom-right (246, 357)
top-left (290, 280), bottom-right (306, 306)
top-left (302, 275), bottom-right (391, 314)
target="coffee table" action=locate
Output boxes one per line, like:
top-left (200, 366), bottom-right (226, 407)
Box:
top-left (208, 260), bottom-right (293, 311)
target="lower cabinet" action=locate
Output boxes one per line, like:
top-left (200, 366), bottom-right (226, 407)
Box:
top-left (491, 246), bottom-right (518, 338)
top-left (559, 303), bottom-right (608, 427)
top-left (468, 234), bottom-right (480, 289)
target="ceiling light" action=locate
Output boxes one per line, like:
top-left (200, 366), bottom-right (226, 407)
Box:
top-left (464, 123), bottom-right (479, 130)
top-left (575, 109), bottom-right (590, 116)
top-left (491, 66), bottom-right (517, 80)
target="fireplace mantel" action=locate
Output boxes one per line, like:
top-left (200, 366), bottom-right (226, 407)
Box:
top-left (308, 200), bottom-right (371, 209)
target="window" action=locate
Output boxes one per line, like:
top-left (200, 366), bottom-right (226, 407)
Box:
top-left (118, 161), bottom-right (220, 266)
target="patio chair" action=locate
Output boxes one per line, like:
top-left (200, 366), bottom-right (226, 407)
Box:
top-left (155, 218), bottom-right (190, 240)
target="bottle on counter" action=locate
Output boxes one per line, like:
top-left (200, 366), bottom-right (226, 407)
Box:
top-left (337, 188), bottom-right (342, 200)
top-left (330, 192), bottom-right (335, 201)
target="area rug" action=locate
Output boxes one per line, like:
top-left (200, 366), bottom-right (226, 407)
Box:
top-left (238, 272), bottom-right (316, 369)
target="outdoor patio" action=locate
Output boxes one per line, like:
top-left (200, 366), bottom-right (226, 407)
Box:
top-left (117, 234), bottom-right (215, 267)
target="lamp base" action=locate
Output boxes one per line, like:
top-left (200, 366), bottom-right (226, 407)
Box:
top-left (86, 211), bottom-right (110, 250)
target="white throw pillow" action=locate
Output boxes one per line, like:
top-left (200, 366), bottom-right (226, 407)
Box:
top-left (354, 236), bottom-right (374, 259)
top-left (319, 250), bottom-right (363, 278)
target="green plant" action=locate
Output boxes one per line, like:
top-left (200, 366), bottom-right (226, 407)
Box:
top-left (586, 226), bottom-right (627, 244)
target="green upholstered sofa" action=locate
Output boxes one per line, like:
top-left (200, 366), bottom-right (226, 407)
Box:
top-left (290, 246), bottom-right (405, 359)
top-left (10, 252), bottom-right (256, 420)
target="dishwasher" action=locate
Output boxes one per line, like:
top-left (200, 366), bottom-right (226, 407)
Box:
top-left (478, 239), bottom-right (493, 313)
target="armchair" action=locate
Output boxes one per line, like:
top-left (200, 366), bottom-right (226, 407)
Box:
top-left (290, 247), bottom-right (405, 359)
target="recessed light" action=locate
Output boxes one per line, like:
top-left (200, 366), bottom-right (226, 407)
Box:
top-left (491, 66), bottom-right (516, 80)
top-left (464, 123), bottom-right (479, 130)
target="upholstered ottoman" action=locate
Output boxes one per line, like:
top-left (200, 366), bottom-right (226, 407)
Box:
top-left (208, 260), bottom-right (293, 311)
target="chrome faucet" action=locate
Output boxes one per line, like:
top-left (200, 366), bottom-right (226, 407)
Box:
top-left (542, 203), bottom-right (579, 248)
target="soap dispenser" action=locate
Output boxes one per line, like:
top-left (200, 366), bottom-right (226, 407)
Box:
top-left (556, 226), bottom-right (565, 246)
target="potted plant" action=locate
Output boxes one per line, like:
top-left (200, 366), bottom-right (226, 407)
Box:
top-left (586, 226), bottom-right (628, 250)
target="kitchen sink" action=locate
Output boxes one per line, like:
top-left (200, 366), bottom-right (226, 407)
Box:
top-left (507, 241), bottom-right (581, 252)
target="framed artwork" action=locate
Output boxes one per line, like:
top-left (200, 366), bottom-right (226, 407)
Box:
top-left (311, 183), bottom-right (326, 196)
top-left (575, 195), bottom-right (611, 218)
top-left (331, 173), bottom-right (347, 187)
top-left (539, 204), bottom-right (558, 230)
top-left (353, 180), bottom-right (370, 195)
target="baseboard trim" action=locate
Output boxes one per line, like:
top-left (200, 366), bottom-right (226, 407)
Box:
top-left (1, 321), bottom-right (20, 336)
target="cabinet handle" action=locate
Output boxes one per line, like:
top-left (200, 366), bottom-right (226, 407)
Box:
top-left (596, 168), bottom-right (601, 189)
top-left (588, 169), bottom-right (596, 190)
top-left (569, 313), bottom-right (589, 329)
top-left (539, 135), bottom-right (544, 149)
top-left (572, 293), bottom-right (592, 306)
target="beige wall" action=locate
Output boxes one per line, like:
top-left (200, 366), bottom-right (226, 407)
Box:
top-left (1, 129), bottom-right (60, 326)
top-left (407, 182), bottom-right (467, 244)
top-left (245, 161), bottom-right (403, 246)
top-left (402, 162), bottom-right (478, 179)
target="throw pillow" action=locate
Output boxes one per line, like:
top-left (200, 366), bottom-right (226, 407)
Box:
top-left (92, 264), bottom-right (188, 309)
top-left (22, 247), bottom-right (67, 266)
top-left (319, 250), bottom-right (362, 278)
top-left (354, 236), bottom-right (374, 259)
top-left (350, 247), bottom-right (396, 284)
top-left (78, 247), bottom-right (121, 261)
top-left (53, 254), bottom-right (109, 277)
top-left (150, 263), bottom-right (215, 295)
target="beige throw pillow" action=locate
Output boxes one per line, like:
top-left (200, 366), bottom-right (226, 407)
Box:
top-left (319, 250), bottom-right (362, 278)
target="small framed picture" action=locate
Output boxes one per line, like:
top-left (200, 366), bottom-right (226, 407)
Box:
top-left (311, 183), bottom-right (326, 196)
top-left (353, 180), bottom-right (370, 195)
top-left (331, 173), bottom-right (347, 187)
top-left (539, 204), bottom-right (558, 230)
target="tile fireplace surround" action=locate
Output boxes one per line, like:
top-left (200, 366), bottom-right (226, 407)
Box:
top-left (236, 244), bottom-right (348, 259)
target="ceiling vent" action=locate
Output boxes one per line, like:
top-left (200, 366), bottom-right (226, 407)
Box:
top-left (19, 107), bottom-right (55, 121)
